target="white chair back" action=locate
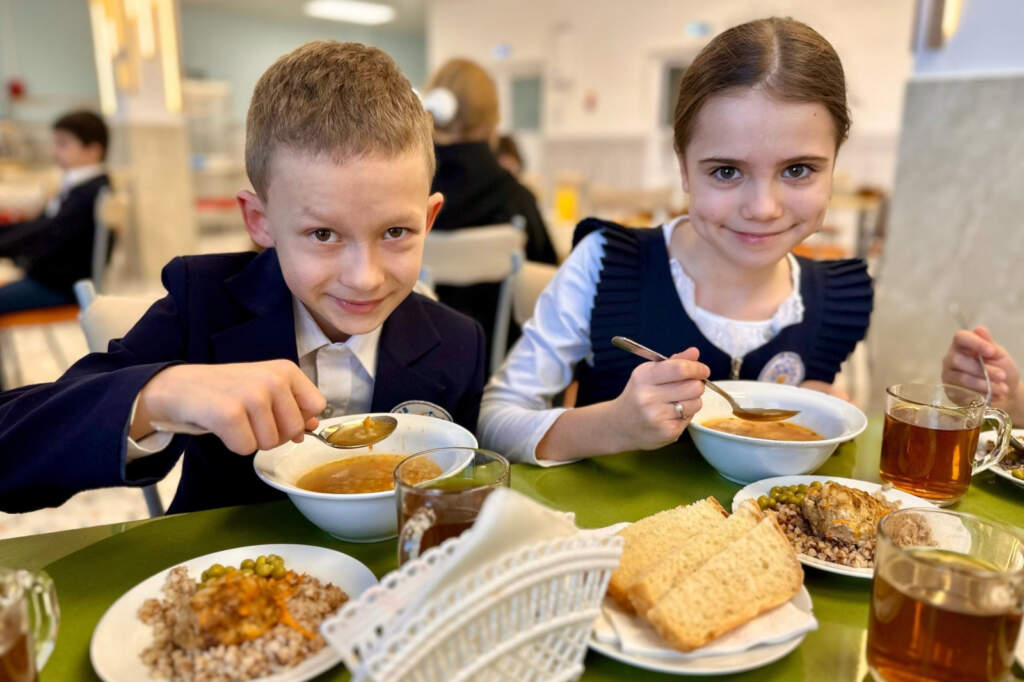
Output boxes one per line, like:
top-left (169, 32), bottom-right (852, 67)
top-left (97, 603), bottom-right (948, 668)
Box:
top-left (421, 223), bottom-right (526, 373)
top-left (76, 285), bottom-right (159, 354)
top-left (92, 187), bottom-right (131, 293)
top-left (75, 280), bottom-right (165, 517)
top-left (512, 261), bottom-right (558, 327)
top-left (421, 223), bottom-right (525, 286)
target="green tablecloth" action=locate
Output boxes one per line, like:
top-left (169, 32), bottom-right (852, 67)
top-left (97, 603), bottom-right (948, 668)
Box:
top-left (14, 419), bottom-right (1024, 681)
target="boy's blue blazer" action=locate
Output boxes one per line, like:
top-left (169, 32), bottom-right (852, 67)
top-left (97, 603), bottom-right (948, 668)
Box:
top-left (0, 249), bottom-right (486, 513)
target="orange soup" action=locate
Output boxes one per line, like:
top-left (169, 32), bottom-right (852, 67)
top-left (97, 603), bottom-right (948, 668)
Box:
top-left (702, 417), bottom-right (824, 441)
top-left (296, 455), bottom-right (441, 494)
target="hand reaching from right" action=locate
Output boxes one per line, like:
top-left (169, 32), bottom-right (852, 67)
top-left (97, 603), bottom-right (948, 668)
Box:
top-left (131, 360), bottom-right (327, 454)
top-left (942, 326), bottom-right (1024, 422)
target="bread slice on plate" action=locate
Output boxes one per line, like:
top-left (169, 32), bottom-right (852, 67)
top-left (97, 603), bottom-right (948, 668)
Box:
top-left (645, 515), bottom-right (804, 652)
top-left (607, 497), bottom-right (727, 612)
top-left (627, 499), bottom-right (763, 615)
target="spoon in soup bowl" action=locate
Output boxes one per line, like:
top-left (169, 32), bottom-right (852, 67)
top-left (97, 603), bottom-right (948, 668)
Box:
top-left (610, 336), bottom-right (800, 422)
top-left (150, 415), bottom-right (399, 449)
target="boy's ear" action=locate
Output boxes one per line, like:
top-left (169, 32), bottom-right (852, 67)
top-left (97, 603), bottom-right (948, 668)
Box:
top-left (237, 190), bottom-right (274, 248)
top-left (423, 192), bottom-right (444, 235)
top-left (85, 142), bottom-right (105, 164)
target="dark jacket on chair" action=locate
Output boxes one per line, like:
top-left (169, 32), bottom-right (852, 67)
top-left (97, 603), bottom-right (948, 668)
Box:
top-left (0, 174), bottom-right (110, 295)
top-left (0, 249), bottom-right (486, 514)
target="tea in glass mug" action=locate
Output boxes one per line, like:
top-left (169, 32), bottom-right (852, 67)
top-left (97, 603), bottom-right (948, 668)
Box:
top-left (395, 448), bottom-right (509, 565)
top-left (0, 568), bottom-right (59, 682)
top-left (880, 384), bottom-right (1011, 505)
top-left (867, 508), bottom-right (1024, 682)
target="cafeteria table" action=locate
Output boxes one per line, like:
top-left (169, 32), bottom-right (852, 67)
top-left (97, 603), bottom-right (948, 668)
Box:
top-left (10, 419), bottom-right (1024, 681)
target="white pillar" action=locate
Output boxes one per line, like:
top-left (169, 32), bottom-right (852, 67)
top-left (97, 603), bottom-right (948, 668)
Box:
top-left (89, 0), bottom-right (196, 283)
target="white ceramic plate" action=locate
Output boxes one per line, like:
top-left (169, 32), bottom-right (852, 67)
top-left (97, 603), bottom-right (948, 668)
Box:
top-left (588, 587), bottom-right (811, 675)
top-left (90, 544), bottom-right (377, 682)
top-left (732, 476), bottom-right (938, 579)
top-left (980, 428), bottom-right (1024, 490)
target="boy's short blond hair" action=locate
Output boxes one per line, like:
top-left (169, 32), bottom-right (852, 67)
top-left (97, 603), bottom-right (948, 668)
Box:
top-left (245, 41), bottom-right (434, 199)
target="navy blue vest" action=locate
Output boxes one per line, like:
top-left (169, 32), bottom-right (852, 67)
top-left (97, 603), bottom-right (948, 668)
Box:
top-left (573, 218), bottom-right (873, 408)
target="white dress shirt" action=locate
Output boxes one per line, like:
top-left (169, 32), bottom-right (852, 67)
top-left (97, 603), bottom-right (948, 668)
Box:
top-left (126, 297), bottom-right (380, 460)
top-left (478, 216), bottom-right (804, 466)
top-left (44, 164), bottom-right (106, 218)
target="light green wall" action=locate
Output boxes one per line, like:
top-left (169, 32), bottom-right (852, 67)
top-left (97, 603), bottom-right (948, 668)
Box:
top-left (0, 0), bottom-right (100, 120)
top-left (180, 4), bottom-right (427, 121)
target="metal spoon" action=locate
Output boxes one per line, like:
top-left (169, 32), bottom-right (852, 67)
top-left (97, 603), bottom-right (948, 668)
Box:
top-left (150, 415), bottom-right (398, 449)
top-left (610, 336), bottom-right (800, 422)
top-left (949, 303), bottom-right (993, 405)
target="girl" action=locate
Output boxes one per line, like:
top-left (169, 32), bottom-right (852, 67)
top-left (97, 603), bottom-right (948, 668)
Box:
top-left (422, 58), bottom-right (557, 359)
top-left (479, 17), bottom-right (873, 465)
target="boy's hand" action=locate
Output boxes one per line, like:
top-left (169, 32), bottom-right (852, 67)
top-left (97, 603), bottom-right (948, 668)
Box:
top-left (132, 360), bottom-right (327, 454)
top-left (942, 326), bottom-right (1023, 418)
top-left (609, 348), bottom-right (708, 452)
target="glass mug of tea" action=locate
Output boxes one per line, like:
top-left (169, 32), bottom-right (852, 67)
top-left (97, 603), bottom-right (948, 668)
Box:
top-left (867, 508), bottom-right (1024, 682)
top-left (879, 383), bottom-right (1011, 505)
top-left (395, 447), bottom-right (510, 565)
top-left (0, 568), bottom-right (59, 682)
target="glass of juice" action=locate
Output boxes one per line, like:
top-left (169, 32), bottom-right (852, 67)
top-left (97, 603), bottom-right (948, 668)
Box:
top-left (880, 383), bottom-right (1011, 505)
top-left (395, 448), bottom-right (510, 565)
top-left (867, 508), bottom-right (1024, 682)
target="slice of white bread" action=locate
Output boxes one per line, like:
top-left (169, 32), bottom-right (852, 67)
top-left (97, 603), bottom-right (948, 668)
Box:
top-left (645, 515), bottom-right (804, 652)
top-left (607, 497), bottom-right (727, 612)
top-left (627, 500), bottom-right (763, 615)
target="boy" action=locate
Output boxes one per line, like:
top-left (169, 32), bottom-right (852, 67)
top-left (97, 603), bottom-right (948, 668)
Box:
top-left (0, 42), bottom-right (485, 513)
top-left (0, 110), bottom-right (110, 312)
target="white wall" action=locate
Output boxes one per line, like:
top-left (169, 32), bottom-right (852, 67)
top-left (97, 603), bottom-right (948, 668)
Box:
top-left (180, 4), bottom-right (427, 121)
top-left (429, 0), bottom-right (915, 191)
top-left (430, 0), bottom-right (913, 138)
top-left (914, 0), bottom-right (1024, 76)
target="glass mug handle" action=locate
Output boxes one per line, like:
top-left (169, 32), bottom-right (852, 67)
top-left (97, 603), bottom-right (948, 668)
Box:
top-left (16, 569), bottom-right (59, 670)
top-left (973, 407), bottom-right (1012, 474)
top-left (398, 507), bottom-right (436, 564)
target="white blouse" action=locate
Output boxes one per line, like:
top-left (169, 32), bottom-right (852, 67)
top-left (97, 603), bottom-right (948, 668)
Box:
top-left (478, 216), bottom-right (804, 466)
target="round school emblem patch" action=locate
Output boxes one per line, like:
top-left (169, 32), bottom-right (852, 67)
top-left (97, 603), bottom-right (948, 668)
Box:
top-left (391, 400), bottom-right (453, 421)
top-left (757, 352), bottom-right (805, 386)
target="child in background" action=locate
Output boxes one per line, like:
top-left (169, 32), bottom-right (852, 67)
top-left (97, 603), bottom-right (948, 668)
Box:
top-left (0, 110), bottom-right (110, 312)
top-left (480, 17), bottom-right (873, 465)
top-left (0, 42), bottom-right (485, 513)
top-left (423, 58), bottom-right (557, 359)
top-left (942, 326), bottom-right (1024, 423)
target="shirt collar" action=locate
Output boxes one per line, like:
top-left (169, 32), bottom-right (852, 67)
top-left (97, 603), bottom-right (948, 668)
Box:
top-left (61, 164), bottom-right (105, 192)
top-left (292, 297), bottom-right (380, 379)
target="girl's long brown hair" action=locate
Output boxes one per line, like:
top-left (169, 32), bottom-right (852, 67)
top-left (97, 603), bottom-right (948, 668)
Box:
top-left (673, 17), bottom-right (850, 155)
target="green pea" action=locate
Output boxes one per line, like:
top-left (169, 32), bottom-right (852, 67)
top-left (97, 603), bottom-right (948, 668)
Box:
top-left (241, 568), bottom-right (255, 576)
top-left (255, 562), bottom-right (273, 577)
top-left (207, 564), bottom-right (226, 577)
top-left (268, 554), bottom-right (283, 563)
top-left (757, 495), bottom-right (770, 510)
top-left (240, 559), bottom-right (256, 570)
top-left (271, 565), bottom-right (287, 579)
